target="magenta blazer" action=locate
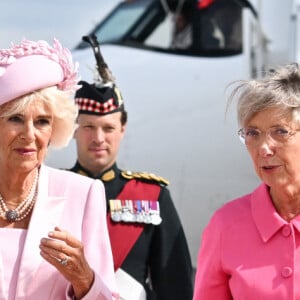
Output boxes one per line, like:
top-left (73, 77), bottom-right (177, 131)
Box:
top-left (9, 164), bottom-right (118, 299)
top-left (193, 183), bottom-right (300, 300)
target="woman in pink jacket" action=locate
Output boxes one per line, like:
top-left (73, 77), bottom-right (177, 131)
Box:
top-left (0, 39), bottom-right (118, 299)
top-left (193, 63), bottom-right (300, 300)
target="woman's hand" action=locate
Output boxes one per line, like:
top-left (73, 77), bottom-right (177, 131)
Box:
top-left (39, 226), bottom-right (94, 299)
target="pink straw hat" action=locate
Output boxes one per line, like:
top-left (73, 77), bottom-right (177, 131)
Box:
top-left (0, 38), bottom-right (79, 105)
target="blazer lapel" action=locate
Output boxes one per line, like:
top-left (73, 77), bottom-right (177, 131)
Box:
top-left (15, 165), bottom-right (66, 298)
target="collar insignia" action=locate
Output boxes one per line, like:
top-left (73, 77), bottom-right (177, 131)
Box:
top-left (101, 169), bottom-right (116, 182)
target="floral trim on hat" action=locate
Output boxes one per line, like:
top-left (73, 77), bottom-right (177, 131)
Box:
top-left (0, 38), bottom-right (79, 92)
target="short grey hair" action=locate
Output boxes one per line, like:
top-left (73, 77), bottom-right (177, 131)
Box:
top-left (228, 63), bottom-right (300, 127)
top-left (0, 86), bottom-right (78, 149)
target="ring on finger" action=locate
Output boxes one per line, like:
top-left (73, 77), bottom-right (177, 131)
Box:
top-left (58, 255), bottom-right (69, 266)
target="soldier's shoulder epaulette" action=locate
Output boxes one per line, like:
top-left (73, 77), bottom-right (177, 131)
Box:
top-left (121, 170), bottom-right (169, 186)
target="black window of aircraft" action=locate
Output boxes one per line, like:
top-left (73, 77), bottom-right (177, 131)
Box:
top-left (75, 0), bottom-right (257, 58)
top-left (93, 5), bottom-right (146, 42)
top-left (194, 0), bottom-right (243, 52)
top-left (75, 0), bottom-right (156, 49)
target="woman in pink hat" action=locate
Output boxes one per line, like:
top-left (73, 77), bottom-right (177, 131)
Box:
top-left (0, 39), bottom-right (118, 300)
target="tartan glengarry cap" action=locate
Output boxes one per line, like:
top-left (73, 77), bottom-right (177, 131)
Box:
top-left (75, 80), bottom-right (124, 115)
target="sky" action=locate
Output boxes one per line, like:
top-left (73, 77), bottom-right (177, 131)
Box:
top-left (0, 0), bottom-right (120, 50)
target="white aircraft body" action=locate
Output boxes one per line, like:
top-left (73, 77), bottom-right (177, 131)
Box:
top-left (46, 0), bottom-right (298, 265)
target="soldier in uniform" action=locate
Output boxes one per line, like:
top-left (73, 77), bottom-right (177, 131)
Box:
top-left (68, 35), bottom-right (193, 300)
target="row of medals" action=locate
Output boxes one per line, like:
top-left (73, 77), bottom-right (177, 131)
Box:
top-left (109, 199), bottom-right (162, 225)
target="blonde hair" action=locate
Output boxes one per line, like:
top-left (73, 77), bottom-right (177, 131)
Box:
top-left (0, 86), bottom-right (78, 149)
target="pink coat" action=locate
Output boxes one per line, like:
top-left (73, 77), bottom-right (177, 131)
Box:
top-left (5, 164), bottom-right (118, 300)
top-left (193, 183), bottom-right (300, 300)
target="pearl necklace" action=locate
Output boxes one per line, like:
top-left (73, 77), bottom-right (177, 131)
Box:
top-left (0, 171), bottom-right (39, 222)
